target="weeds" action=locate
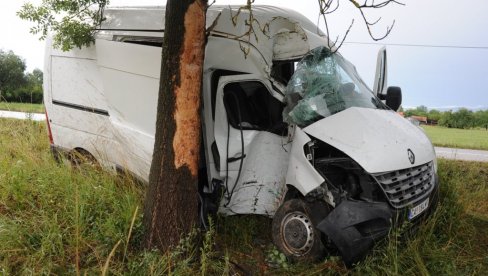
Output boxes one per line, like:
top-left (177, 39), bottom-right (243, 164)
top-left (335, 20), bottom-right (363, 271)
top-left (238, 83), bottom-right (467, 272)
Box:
top-left (0, 118), bottom-right (487, 274)
top-left (0, 118), bottom-right (143, 274)
top-left (265, 246), bottom-right (288, 269)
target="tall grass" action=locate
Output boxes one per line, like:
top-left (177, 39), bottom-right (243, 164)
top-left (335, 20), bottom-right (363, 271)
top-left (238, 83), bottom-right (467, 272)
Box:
top-left (0, 118), bottom-right (144, 274)
top-left (0, 118), bottom-right (486, 274)
top-left (0, 118), bottom-right (234, 275)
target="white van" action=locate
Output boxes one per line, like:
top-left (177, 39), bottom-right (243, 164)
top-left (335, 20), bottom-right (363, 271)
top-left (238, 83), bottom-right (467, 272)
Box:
top-left (44, 5), bottom-right (439, 265)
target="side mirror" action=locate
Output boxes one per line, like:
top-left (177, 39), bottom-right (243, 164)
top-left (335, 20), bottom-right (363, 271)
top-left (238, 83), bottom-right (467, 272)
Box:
top-left (385, 86), bottom-right (402, 111)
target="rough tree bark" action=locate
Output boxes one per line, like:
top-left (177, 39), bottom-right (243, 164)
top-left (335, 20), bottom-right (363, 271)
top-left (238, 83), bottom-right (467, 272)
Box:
top-left (143, 0), bottom-right (208, 250)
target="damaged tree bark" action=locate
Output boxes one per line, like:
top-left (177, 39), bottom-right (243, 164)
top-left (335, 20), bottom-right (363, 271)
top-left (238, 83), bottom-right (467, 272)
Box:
top-left (143, 0), bottom-right (208, 250)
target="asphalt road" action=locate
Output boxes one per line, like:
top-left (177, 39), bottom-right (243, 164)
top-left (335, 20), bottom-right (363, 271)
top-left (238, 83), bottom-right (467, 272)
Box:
top-left (0, 110), bottom-right (45, 121)
top-left (435, 147), bottom-right (488, 162)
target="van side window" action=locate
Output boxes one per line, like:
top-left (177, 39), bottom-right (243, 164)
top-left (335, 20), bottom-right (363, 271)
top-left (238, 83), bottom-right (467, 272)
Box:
top-left (223, 81), bottom-right (286, 135)
top-left (114, 36), bottom-right (163, 47)
top-left (210, 70), bottom-right (247, 120)
top-left (271, 61), bottom-right (296, 85)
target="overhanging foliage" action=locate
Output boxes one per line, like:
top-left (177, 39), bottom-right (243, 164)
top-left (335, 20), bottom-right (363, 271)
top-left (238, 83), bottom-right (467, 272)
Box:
top-left (17, 0), bottom-right (109, 51)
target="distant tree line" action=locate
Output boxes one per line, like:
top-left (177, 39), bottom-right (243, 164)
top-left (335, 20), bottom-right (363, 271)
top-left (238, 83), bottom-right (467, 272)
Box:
top-left (404, 105), bottom-right (488, 130)
top-left (0, 50), bottom-right (43, 103)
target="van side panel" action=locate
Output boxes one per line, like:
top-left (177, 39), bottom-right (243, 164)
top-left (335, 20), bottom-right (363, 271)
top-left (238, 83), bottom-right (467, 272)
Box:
top-left (95, 39), bottom-right (162, 180)
top-left (51, 57), bottom-right (107, 112)
top-left (46, 44), bottom-right (118, 169)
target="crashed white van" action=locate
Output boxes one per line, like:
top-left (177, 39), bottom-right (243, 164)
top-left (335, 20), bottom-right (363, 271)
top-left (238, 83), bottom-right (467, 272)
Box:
top-left (44, 5), bottom-right (439, 265)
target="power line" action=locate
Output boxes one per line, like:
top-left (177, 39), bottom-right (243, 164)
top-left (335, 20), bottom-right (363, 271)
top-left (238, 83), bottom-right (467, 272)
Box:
top-left (343, 41), bottom-right (488, 50)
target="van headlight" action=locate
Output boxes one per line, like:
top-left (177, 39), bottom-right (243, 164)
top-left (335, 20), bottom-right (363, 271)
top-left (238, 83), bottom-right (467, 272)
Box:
top-left (433, 157), bottom-right (438, 174)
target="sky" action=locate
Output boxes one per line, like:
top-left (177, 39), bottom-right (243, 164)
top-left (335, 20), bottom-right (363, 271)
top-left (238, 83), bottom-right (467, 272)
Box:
top-left (1, 0), bottom-right (487, 110)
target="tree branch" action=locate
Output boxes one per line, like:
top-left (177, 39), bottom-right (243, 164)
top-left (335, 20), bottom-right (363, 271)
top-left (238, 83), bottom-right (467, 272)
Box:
top-left (317, 0), bottom-right (404, 51)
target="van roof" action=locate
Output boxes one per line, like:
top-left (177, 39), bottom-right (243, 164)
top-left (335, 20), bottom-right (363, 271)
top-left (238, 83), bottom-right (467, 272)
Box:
top-left (99, 5), bottom-right (331, 62)
top-left (100, 5), bottom-right (323, 37)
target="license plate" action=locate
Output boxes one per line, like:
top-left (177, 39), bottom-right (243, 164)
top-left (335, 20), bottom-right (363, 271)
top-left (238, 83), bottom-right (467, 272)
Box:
top-left (408, 198), bottom-right (429, 220)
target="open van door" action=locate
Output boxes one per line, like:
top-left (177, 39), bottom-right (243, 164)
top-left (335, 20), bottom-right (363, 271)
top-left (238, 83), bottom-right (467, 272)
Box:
top-left (373, 47), bottom-right (387, 97)
top-left (213, 74), bottom-right (289, 215)
top-left (213, 74), bottom-right (283, 173)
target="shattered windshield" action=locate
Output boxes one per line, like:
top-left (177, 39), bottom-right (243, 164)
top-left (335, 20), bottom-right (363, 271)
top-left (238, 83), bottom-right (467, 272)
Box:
top-left (283, 46), bottom-right (387, 127)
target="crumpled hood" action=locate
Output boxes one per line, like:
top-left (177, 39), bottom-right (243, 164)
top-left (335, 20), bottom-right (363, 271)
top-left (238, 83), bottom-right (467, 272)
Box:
top-left (303, 107), bottom-right (435, 173)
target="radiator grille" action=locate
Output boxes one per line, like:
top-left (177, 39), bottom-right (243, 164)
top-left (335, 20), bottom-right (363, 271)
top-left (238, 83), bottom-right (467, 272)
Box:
top-left (373, 162), bottom-right (435, 209)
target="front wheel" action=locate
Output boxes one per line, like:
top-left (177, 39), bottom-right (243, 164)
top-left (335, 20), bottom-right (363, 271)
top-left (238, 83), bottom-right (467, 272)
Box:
top-left (272, 199), bottom-right (325, 262)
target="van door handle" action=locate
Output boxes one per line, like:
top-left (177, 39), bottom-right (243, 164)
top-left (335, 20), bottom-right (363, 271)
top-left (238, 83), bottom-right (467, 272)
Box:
top-left (227, 154), bottom-right (246, 163)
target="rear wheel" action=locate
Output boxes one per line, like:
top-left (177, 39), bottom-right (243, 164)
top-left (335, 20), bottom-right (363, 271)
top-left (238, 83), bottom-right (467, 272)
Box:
top-left (68, 148), bottom-right (99, 169)
top-left (272, 199), bottom-right (325, 262)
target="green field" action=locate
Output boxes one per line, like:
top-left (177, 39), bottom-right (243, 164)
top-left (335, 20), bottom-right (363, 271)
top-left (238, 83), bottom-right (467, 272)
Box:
top-left (423, 125), bottom-right (488, 151)
top-left (0, 101), bottom-right (44, 114)
top-left (1, 118), bottom-right (487, 275)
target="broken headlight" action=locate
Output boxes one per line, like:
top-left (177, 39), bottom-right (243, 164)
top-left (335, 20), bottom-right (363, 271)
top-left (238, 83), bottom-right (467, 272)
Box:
top-left (305, 139), bottom-right (385, 205)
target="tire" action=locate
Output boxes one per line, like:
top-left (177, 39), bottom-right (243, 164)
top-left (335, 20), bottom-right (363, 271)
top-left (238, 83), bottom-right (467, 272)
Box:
top-left (68, 149), bottom-right (99, 169)
top-left (272, 199), bottom-right (325, 262)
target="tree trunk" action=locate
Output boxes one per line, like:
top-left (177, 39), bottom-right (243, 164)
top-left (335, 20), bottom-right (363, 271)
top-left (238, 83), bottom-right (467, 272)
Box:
top-left (143, 0), bottom-right (207, 251)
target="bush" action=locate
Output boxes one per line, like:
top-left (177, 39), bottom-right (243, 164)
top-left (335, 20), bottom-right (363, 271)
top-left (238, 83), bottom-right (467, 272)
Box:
top-left (2, 85), bottom-right (43, 103)
top-left (407, 105), bottom-right (488, 130)
top-left (0, 50), bottom-right (43, 104)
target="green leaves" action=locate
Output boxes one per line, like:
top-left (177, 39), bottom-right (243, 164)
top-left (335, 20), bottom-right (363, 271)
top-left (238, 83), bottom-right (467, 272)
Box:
top-left (54, 19), bottom-right (94, 51)
top-left (17, 0), bottom-right (110, 51)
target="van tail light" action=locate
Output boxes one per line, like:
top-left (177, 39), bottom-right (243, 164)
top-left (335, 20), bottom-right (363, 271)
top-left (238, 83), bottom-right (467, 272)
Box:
top-left (45, 111), bottom-right (54, 144)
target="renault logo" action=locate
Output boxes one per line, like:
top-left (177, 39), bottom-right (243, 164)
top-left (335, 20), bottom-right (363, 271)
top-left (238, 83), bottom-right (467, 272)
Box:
top-left (407, 149), bottom-right (415, 164)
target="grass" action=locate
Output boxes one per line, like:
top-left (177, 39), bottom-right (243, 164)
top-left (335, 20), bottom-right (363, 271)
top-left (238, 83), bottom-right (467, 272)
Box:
top-left (423, 125), bottom-right (488, 150)
top-left (0, 117), bottom-right (487, 274)
top-left (0, 101), bottom-right (44, 114)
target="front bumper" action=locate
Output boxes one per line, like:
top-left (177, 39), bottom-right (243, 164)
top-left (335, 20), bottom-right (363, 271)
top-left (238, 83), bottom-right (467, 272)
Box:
top-left (317, 175), bottom-right (439, 266)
